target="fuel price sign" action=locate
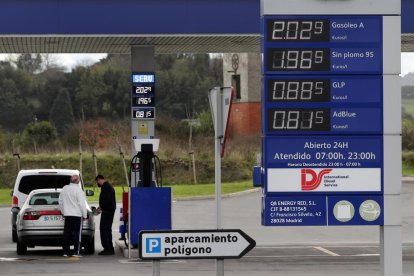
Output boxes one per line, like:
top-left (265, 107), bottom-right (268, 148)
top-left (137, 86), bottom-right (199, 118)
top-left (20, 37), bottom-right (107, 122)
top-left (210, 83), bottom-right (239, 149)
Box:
top-left (263, 16), bottom-right (383, 75)
top-left (131, 72), bottom-right (156, 119)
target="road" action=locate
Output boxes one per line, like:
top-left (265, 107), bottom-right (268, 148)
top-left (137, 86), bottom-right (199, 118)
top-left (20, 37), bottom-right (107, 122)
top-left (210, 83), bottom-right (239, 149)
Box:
top-left (0, 181), bottom-right (413, 275)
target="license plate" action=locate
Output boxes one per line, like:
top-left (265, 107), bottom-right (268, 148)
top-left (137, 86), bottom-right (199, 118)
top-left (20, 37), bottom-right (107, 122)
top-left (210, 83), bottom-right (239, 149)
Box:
top-left (41, 215), bottom-right (64, 222)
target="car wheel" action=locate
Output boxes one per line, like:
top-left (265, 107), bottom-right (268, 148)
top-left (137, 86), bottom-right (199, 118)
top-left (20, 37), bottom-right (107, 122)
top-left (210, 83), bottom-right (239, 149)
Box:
top-left (12, 230), bottom-right (17, 243)
top-left (16, 240), bottom-right (27, 255)
top-left (84, 236), bottom-right (95, 255)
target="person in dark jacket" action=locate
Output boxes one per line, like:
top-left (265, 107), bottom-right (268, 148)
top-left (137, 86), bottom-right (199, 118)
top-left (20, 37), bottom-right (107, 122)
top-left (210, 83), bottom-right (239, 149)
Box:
top-left (95, 174), bottom-right (116, 255)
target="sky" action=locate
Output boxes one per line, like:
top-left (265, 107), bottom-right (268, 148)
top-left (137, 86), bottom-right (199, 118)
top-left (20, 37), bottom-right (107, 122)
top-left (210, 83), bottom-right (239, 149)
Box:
top-left (0, 53), bottom-right (107, 72)
top-left (401, 53), bottom-right (414, 76)
top-left (51, 54), bottom-right (107, 71)
top-left (0, 52), bottom-right (414, 75)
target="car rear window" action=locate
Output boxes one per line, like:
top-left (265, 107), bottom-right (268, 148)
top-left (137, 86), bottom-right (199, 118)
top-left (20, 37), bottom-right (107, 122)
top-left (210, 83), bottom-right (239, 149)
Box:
top-left (29, 192), bottom-right (60, 206)
top-left (18, 175), bottom-right (72, 195)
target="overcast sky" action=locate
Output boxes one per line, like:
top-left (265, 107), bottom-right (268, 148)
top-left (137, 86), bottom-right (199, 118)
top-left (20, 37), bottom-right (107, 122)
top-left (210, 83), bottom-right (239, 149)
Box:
top-left (53, 54), bottom-right (107, 71)
top-left (0, 53), bottom-right (107, 72)
top-left (401, 53), bottom-right (414, 76)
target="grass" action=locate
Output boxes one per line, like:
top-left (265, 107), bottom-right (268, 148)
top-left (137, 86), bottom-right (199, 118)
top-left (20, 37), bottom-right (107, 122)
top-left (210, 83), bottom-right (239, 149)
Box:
top-left (0, 189), bottom-right (12, 205)
top-left (0, 181), bottom-right (255, 205)
top-left (403, 164), bottom-right (414, 176)
top-left (403, 98), bottom-right (414, 116)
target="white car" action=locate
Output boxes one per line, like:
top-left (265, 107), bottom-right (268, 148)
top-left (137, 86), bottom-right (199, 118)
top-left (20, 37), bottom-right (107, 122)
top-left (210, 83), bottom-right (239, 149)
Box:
top-left (16, 189), bottom-right (95, 255)
top-left (11, 169), bottom-right (92, 242)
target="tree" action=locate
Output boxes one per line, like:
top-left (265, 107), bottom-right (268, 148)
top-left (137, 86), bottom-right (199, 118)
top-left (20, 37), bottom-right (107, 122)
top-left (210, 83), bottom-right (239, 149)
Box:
top-left (49, 88), bottom-right (75, 135)
top-left (22, 121), bottom-right (58, 153)
top-left (0, 78), bottom-right (33, 131)
top-left (16, 54), bottom-right (43, 74)
top-left (75, 68), bottom-right (107, 119)
top-left (103, 68), bottom-right (130, 119)
top-left (156, 54), bottom-right (223, 119)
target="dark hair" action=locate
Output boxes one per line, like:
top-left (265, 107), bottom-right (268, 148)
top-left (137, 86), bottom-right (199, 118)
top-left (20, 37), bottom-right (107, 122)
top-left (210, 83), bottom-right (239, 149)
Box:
top-left (95, 174), bottom-right (105, 181)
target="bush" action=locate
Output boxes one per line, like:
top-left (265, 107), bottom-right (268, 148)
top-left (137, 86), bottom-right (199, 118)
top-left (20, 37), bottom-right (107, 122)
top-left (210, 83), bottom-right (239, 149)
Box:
top-left (403, 151), bottom-right (414, 167)
top-left (22, 121), bottom-right (57, 152)
top-left (402, 116), bottom-right (414, 150)
top-left (0, 153), bottom-right (254, 188)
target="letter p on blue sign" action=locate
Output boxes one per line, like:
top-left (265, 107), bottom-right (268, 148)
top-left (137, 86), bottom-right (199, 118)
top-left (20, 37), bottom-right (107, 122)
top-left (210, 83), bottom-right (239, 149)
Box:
top-left (146, 238), bottom-right (161, 253)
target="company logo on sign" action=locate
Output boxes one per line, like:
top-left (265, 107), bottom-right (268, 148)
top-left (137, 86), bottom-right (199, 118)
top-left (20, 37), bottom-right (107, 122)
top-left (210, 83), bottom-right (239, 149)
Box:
top-left (146, 238), bottom-right (161, 253)
top-left (267, 168), bottom-right (381, 192)
top-left (301, 169), bottom-right (333, 190)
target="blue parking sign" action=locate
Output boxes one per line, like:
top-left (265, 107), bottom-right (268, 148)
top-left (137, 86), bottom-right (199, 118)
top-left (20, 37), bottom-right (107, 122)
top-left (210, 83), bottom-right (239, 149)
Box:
top-left (146, 238), bottom-right (161, 253)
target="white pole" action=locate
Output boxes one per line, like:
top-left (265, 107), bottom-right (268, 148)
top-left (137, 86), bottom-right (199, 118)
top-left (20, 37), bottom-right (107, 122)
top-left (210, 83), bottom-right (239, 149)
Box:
top-left (380, 226), bottom-right (402, 276)
top-left (215, 88), bottom-right (224, 276)
top-left (153, 260), bottom-right (161, 276)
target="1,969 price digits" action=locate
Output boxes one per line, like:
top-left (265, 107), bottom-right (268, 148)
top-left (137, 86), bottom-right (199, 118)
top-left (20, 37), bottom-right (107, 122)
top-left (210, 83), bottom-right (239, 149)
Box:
top-left (267, 48), bottom-right (330, 71)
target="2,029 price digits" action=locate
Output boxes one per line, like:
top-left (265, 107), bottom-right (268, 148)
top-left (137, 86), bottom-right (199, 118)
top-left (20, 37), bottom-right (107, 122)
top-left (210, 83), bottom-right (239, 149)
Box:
top-left (266, 19), bottom-right (330, 42)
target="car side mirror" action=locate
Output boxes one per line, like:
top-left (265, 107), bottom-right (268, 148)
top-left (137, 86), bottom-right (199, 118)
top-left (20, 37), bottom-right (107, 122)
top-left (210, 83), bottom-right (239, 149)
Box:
top-left (10, 190), bottom-right (13, 197)
top-left (85, 190), bottom-right (94, 196)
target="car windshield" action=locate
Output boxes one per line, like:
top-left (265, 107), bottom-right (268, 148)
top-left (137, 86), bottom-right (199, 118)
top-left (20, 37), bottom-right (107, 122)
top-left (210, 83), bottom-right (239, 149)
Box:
top-left (18, 175), bottom-right (75, 195)
top-left (29, 192), bottom-right (60, 206)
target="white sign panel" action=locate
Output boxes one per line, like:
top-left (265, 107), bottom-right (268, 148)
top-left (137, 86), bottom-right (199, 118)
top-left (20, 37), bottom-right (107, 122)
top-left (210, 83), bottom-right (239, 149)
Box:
top-left (267, 168), bottom-right (381, 192)
top-left (139, 229), bottom-right (255, 260)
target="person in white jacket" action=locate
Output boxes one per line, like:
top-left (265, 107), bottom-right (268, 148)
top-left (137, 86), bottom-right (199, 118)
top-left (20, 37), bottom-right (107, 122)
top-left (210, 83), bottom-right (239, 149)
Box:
top-left (59, 175), bottom-right (87, 257)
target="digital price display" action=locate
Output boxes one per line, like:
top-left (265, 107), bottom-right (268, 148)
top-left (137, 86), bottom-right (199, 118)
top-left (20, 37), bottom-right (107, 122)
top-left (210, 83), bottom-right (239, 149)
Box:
top-left (265, 16), bottom-right (382, 44)
top-left (263, 16), bottom-right (382, 75)
top-left (131, 72), bottom-right (156, 121)
top-left (132, 84), bottom-right (155, 96)
top-left (267, 79), bottom-right (330, 102)
top-left (268, 48), bottom-right (330, 71)
top-left (265, 76), bottom-right (382, 103)
top-left (132, 96), bottom-right (155, 107)
top-left (267, 19), bottom-right (330, 42)
top-left (268, 108), bottom-right (330, 131)
top-left (266, 108), bottom-right (382, 134)
top-left (132, 108), bottom-right (155, 119)
top-left (265, 47), bottom-right (381, 74)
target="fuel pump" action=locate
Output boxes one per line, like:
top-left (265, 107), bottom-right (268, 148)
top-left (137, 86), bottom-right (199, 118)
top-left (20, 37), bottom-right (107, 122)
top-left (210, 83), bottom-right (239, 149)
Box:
top-left (130, 141), bottom-right (163, 188)
top-left (127, 139), bottom-right (171, 249)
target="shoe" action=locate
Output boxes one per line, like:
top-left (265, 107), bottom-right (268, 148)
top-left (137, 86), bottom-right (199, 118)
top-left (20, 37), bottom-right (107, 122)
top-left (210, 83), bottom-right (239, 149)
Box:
top-left (63, 254), bottom-right (68, 257)
top-left (72, 254), bottom-right (83, 258)
top-left (98, 250), bottom-right (115, 255)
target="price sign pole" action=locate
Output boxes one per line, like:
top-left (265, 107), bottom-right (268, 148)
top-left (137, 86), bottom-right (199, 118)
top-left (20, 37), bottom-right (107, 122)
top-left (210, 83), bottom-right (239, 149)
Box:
top-left (260, 1), bottom-right (401, 275)
top-left (209, 87), bottom-right (234, 276)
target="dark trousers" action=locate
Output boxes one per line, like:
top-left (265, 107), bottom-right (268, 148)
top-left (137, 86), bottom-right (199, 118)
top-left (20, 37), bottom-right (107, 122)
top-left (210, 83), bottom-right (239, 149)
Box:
top-left (100, 211), bottom-right (115, 252)
top-left (63, 216), bottom-right (82, 255)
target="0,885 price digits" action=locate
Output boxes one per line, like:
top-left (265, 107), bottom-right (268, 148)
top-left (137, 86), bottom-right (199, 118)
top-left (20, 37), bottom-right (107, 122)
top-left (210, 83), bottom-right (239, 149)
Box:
top-left (267, 79), bottom-right (330, 102)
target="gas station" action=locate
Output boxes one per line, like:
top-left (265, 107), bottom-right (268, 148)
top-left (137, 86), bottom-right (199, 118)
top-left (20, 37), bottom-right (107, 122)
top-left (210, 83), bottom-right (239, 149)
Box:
top-left (0, 0), bottom-right (414, 275)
